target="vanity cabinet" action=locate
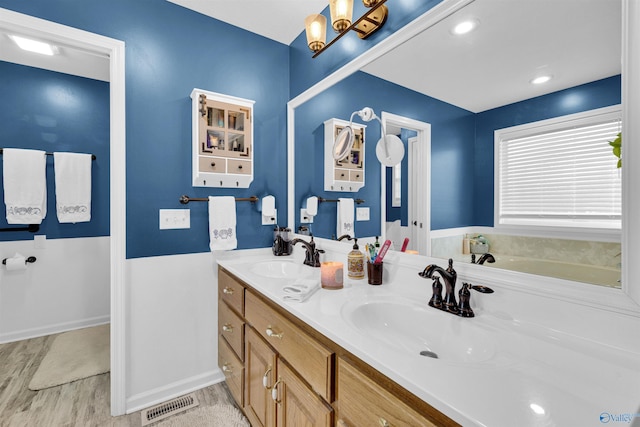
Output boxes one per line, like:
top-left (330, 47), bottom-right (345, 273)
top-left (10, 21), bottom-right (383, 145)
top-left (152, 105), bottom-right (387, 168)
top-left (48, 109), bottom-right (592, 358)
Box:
top-left (324, 118), bottom-right (366, 192)
top-left (217, 266), bottom-right (458, 427)
top-left (191, 88), bottom-right (254, 188)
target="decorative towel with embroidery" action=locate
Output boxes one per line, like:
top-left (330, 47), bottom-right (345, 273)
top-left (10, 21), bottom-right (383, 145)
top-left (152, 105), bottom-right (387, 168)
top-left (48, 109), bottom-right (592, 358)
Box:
top-left (3, 148), bottom-right (47, 224)
top-left (336, 198), bottom-right (354, 238)
top-left (209, 196), bottom-right (237, 251)
top-left (54, 152), bottom-right (92, 223)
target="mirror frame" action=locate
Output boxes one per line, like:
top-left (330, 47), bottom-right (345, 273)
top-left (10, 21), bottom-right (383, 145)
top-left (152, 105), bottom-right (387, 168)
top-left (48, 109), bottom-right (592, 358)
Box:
top-left (288, 0), bottom-right (640, 316)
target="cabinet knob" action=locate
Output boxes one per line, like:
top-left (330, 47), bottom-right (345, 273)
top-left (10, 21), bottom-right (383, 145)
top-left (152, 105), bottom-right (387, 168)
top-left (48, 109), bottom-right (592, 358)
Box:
top-left (265, 326), bottom-right (284, 339)
top-left (222, 287), bottom-right (234, 295)
top-left (222, 324), bottom-right (233, 333)
top-left (378, 417), bottom-right (391, 427)
top-left (337, 420), bottom-right (349, 427)
top-left (262, 367), bottom-right (272, 389)
top-left (210, 162), bottom-right (216, 167)
top-left (271, 378), bottom-right (283, 404)
top-left (222, 363), bottom-right (232, 374)
top-left (238, 164), bottom-right (243, 169)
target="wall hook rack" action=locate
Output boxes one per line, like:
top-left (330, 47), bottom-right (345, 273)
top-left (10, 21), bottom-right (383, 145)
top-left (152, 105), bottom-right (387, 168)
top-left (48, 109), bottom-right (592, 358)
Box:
top-left (0, 224), bottom-right (39, 233)
top-left (318, 197), bottom-right (365, 204)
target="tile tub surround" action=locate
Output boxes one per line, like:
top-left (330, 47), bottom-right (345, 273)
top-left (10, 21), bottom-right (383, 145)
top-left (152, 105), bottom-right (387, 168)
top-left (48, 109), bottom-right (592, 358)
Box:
top-left (432, 233), bottom-right (621, 268)
top-left (217, 246), bottom-right (640, 427)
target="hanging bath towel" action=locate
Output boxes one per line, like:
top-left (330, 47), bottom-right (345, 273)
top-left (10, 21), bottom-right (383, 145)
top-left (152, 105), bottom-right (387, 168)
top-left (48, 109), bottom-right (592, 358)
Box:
top-left (209, 196), bottom-right (237, 251)
top-left (54, 152), bottom-right (92, 223)
top-left (336, 198), bottom-right (354, 238)
top-left (3, 148), bottom-right (47, 224)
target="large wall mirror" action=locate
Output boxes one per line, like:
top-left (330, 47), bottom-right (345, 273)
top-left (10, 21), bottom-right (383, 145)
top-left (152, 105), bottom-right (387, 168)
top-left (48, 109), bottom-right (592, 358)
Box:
top-left (288, 0), bottom-right (640, 313)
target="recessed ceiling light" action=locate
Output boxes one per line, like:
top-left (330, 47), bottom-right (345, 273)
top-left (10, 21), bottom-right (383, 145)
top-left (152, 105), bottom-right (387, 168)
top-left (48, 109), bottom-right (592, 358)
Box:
top-left (9, 35), bottom-right (58, 55)
top-left (531, 75), bottom-right (552, 85)
top-left (451, 19), bottom-right (479, 36)
top-left (529, 403), bottom-right (546, 415)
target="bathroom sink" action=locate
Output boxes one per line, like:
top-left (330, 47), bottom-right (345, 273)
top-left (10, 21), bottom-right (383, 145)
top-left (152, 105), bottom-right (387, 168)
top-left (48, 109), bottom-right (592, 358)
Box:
top-left (341, 296), bottom-right (496, 364)
top-left (249, 260), bottom-right (316, 280)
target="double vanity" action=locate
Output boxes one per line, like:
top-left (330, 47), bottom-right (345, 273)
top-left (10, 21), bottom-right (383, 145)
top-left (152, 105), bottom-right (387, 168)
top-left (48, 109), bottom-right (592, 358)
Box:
top-left (216, 245), bottom-right (640, 426)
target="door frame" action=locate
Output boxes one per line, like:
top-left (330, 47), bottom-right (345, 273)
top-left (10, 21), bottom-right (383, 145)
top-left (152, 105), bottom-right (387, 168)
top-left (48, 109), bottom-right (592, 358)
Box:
top-left (380, 112), bottom-right (431, 255)
top-left (0, 8), bottom-right (127, 415)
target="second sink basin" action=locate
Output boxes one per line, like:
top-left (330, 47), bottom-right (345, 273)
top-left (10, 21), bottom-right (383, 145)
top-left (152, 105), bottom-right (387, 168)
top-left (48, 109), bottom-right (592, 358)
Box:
top-left (250, 259), bottom-right (316, 280)
top-left (341, 296), bottom-right (497, 364)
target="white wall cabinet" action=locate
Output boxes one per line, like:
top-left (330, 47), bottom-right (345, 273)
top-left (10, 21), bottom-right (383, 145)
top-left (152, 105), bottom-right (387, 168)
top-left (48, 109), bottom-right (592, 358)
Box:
top-left (324, 118), bottom-right (365, 192)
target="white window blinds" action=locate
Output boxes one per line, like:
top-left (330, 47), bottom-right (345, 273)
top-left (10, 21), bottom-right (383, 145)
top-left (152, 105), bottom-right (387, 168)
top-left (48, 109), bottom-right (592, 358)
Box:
top-left (496, 107), bottom-right (621, 230)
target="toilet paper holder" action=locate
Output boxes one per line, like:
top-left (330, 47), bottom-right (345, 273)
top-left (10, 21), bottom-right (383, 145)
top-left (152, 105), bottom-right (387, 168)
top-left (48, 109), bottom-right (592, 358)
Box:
top-left (2, 256), bottom-right (36, 265)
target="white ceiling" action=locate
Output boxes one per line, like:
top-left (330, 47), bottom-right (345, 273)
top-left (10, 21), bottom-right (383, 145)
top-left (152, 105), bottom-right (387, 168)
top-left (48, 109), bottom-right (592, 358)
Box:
top-left (167, 0), bottom-right (327, 45)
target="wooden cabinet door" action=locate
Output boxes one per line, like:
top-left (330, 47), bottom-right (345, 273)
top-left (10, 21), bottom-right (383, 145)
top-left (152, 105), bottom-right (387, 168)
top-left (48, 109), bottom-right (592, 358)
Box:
top-left (275, 359), bottom-right (333, 427)
top-left (245, 327), bottom-right (277, 427)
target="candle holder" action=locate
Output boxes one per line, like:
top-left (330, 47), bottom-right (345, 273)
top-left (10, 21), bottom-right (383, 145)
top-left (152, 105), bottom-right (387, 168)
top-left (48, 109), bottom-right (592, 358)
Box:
top-left (321, 261), bottom-right (344, 290)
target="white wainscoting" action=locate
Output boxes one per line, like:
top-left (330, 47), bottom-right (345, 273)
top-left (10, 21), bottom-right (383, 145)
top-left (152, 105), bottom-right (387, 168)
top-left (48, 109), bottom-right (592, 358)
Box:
top-left (125, 251), bottom-right (223, 413)
top-left (0, 236), bottom-right (110, 344)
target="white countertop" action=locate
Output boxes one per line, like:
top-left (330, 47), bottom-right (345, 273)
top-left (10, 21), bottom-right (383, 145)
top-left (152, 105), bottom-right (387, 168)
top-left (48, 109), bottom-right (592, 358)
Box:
top-left (217, 248), bottom-right (640, 427)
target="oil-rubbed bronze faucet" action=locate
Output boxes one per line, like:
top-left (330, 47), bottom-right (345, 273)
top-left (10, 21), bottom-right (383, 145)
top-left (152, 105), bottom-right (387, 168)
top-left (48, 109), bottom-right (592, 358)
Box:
top-left (291, 235), bottom-right (324, 267)
top-left (471, 253), bottom-right (496, 265)
top-left (419, 258), bottom-right (494, 317)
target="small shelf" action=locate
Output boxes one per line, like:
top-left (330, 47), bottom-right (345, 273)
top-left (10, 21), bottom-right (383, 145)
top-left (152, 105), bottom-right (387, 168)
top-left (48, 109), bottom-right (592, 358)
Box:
top-left (324, 118), bottom-right (366, 192)
top-left (192, 88), bottom-right (254, 188)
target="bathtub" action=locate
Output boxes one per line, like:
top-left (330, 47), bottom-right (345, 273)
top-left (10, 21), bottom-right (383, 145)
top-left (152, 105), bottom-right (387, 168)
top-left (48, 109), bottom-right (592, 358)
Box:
top-left (483, 255), bottom-right (621, 288)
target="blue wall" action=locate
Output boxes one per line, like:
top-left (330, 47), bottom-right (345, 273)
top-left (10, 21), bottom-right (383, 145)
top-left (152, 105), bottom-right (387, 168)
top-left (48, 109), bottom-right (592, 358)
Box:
top-left (473, 75), bottom-right (622, 226)
top-left (0, 61), bottom-right (110, 240)
top-left (295, 71), bottom-right (476, 238)
top-left (0, 0), bottom-right (291, 258)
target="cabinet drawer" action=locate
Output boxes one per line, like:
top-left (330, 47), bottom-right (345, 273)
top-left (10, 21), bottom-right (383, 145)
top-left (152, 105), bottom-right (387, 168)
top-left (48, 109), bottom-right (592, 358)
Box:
top-left (245, 291), bottom-right (333, 402)
top-left (334, 169), bottom-right (349, 181)
top-left (228, 159), bottom-right (251, 175)
top-left (198, 156), bottom-right (226, 173)
top-left (219, 300), bottom-right (245, 361)
top-left (219, 336), bottom-right (244, 408)
top-left (349, 170), bottom-right (363, 182)
top-left (219, 269), bottom-right (245, 316)
top-left (336, 357), bottom-right (439, 427)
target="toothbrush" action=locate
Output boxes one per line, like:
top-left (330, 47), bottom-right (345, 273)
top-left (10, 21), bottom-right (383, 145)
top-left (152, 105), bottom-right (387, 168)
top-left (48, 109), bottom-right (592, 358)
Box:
top-left (401, 238), bottom-right (410, 252)
top-left (374, 239), bottom-right (392, 264)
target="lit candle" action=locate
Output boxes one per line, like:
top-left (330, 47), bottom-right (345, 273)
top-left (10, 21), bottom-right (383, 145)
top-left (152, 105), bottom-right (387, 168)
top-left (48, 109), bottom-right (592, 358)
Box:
top-left (321, 261), bottom-right (344, 290)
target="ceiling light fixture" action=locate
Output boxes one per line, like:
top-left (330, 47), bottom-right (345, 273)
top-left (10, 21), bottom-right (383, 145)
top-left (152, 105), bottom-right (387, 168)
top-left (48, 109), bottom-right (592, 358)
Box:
top-left (9, 35), bottom-right (58, 55)
top-left (451, 19), bottom-right (479, 35)
top-left (305, 0), bottom-right (389, 58)
top-left (531, 75), bottom-right (552, 85)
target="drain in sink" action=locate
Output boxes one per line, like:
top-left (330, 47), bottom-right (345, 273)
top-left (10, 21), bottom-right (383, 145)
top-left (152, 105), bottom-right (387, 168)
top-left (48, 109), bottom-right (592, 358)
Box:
top-left (419, 350), bottom-right (438, 359)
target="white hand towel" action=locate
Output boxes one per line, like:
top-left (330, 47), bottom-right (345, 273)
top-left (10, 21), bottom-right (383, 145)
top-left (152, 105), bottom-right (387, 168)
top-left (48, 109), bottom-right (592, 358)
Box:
top-left (282, 279), bottom-right (320, 303)
top-left (54, 152), bottom-right (92, 223)
top-left (3, 148), bottom-right (47, 224)
top-left (336, 198), bottom-right (354, 238)
top-left (209, 196), bottom-right (237, 251)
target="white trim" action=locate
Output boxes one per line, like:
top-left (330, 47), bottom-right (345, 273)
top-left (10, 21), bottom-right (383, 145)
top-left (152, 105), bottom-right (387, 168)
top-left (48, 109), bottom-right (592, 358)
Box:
top-left (0, 316), bottom-right (110, 345)
top-left (0, 8), bottom-right (128, 415)
top-left (126, 370), bottom-right (224, 414)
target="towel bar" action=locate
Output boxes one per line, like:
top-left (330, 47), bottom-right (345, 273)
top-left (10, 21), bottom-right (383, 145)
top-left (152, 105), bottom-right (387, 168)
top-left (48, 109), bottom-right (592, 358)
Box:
top-left (318, 197), bottom-right (365, 204)
top-left (0, 149), bottom-right (96, 160)
top-left (2, 256), bottom-right (36, 265)
top-left (0, 224), bottom-right (39, 233)
top-left (179, 195), bottom-right (258, 204)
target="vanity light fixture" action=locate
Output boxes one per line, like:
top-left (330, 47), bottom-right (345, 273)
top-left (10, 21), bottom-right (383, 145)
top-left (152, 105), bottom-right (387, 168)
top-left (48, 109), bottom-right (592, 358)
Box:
top-left (451, 19), bottom-right (479, 35)
top-left (531, 75), bottom-right (553, 85)
top-left (304, 0), bottom-right (389, 57)
top-left (9, 35), bottom-right (58, 55)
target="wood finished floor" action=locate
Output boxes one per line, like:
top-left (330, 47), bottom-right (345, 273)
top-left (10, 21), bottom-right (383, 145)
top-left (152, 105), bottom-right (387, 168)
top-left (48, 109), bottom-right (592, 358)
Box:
top-left (0, 332), bottom-right (237, 427)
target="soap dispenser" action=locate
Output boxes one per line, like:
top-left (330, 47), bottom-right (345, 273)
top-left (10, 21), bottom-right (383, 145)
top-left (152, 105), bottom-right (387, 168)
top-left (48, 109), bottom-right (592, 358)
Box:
top-left (348, 238), bottom-right (365, 280)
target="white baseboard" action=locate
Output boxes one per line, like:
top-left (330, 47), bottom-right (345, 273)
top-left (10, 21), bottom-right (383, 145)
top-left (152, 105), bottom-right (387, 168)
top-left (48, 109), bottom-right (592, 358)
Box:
top-left (126, 369), bottom-right (225, 414)
top-left (0, 315), bottom-right (110, 344)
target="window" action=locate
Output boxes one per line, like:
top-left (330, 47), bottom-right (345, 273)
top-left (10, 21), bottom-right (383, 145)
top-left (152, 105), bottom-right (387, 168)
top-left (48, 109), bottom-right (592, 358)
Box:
top-left (495, 105), bottom-right (621, 231)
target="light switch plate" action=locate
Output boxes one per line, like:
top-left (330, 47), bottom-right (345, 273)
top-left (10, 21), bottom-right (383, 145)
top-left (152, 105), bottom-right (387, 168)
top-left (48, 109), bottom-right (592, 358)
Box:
top-left (159, 209), bottom-right (190, 229)
top-left (262, 209), bottom-right (277, 225)
top-left (356, 207), bottom-right (370, 221)
top-left (300, 208), bottom-right (314, 223)
top-left (34, 234), bottom-right (46, 249)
